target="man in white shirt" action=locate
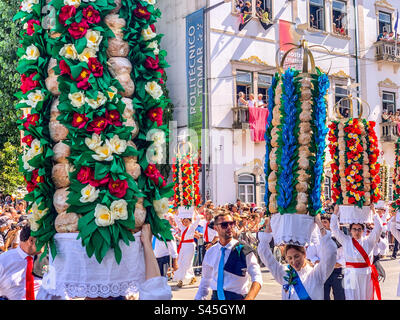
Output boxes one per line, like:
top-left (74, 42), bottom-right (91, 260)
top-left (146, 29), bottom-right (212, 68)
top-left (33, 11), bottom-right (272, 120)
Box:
top-left (0, 224), bottom-right (41, 300)
top-left (153, 234), bottom-right (178, 278)
top-left (195, 211), bottom-right (262, 300)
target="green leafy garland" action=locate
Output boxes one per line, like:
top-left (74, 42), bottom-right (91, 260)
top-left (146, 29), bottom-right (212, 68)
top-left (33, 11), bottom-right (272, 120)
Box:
top-left (392, 138), bottom-right (400, 210)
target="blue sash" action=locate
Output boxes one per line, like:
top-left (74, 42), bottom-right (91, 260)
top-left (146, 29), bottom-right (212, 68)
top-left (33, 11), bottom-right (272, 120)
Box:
top-left (283, 266), bottom-right (312, 300)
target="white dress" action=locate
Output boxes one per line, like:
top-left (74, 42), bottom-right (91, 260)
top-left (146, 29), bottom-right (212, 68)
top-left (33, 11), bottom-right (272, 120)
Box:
top-left (389, 215), bottom-right (400, 296)
top-left (330, 214), bottom-right (383, 300)
top-left (257, 231), bottom-right (337, 300)
top-left (173, 215), bottom-right (201, 283)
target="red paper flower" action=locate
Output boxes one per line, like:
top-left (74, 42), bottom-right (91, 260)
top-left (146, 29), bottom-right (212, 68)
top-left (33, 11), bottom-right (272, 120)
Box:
top-left (108, 178), bottom-right (128, 198)
top-left (22, 134), bottom-right (34, 147)
top-left (59, 5), bottom-right (76, 26)
top-left (150, 24), bottom-right (156, 32)
top-left (23, 113), bottom-right (39, 130)
top-left (21, 72), bottom-right (39, 94)
top-left (134, 4), bottom-right (151, 20)
top-left (68, 20), bottom-right (89, 39)
top-left (82, 5), bottom-right (101, 24)
top-left (105, 110), bottom-right (122, 127)
top-left (87, 116), bottom-right (108, 134)
top-left (145, 163), bottom-right (166, 187)
top-left (156, 68), bottom-right (164, 84)
top-left (26, 19), bottom-right (40, 36)
top-left (144, 55), bottom-right (159, 70)
top-left (75, 68), bottom-right (92, 90)
top-left (90, 174), bottom-right (110, 187)
top-left (147, 107), bottom-right (163, 126)
top-left (348, 197), bottom-right (356, 204)
top-left (59, 60), bottom-right (72, 77)
top-left (72, 112), bottom-right (89, 129)
top-left (77, 166), bottom-right (93, 184)
top-left (88, 57), bottom-right (103, 77)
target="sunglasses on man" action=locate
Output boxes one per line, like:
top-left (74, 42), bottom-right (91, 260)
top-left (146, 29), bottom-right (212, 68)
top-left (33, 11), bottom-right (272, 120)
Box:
top-left (216, 221), bottom-right (235, 229)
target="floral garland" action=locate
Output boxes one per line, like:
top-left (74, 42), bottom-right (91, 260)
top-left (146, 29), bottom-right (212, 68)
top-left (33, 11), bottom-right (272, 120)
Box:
top-left (309, 70), bottom-right (330, 214)
top-left (172, 153), bottom-right (201, 209)
top-left (392, 138), bottom-right (400, 210)
top-left (13, 0), bottom-right (58, 258)
top-left (328, 121), bottom-right (342, 204)
top-left (363, 120), bottom-right (380, 203)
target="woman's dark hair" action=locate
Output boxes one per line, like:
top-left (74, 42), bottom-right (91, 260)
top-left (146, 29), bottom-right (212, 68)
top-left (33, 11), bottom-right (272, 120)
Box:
top-left (349, 223), bottom-right (365, 231)
top-left (283, 244), bottom-right (306, 257)
top-left (20, 224), bottom-right (32, 242)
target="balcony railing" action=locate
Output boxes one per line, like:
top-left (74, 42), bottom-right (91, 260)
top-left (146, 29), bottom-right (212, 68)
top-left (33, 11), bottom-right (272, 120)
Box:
top-left (232, 106), bottom-right (250, 129)
top-left (375, 41), bottom-right (400, 63)
top-left (381, 121), bottom-right (399, 142)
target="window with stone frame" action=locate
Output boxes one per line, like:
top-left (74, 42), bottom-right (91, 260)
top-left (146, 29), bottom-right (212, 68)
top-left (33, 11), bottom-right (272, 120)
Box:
top-left (309, 0), bottom-right (325, 31)
top-left (335, 84), bottom-right (350, 118)
top-left (382, 91), bottom-right (396, 115)
top-left (238, 174), bottom-right (256, 204)
top-left (332, 0), bottom-right (347, 36)
top-left (378, 11), bottom-right (392, 34)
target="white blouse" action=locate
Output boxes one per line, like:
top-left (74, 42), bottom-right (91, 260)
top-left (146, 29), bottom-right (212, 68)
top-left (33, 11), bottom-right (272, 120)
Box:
top-left (174, 215), bottom-right (201, 241)
top-left (257, 231), bottom-right (337, 300)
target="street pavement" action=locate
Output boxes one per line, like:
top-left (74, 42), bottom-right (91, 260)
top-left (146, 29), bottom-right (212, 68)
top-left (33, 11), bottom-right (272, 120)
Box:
top-left (169, 256), bottom-right (400, 300)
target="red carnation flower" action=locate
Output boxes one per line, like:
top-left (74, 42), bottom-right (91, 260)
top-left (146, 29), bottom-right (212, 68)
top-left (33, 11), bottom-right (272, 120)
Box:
top-left (147, 107), bottom-right (163, 126)
top-left (23, 113), bottom-right (39, 130)
top-left (88, 57), bottom-right (103, 77)
top-left (26, 19), bottom-right (40, 36)
top-left (72, 112), bottom-right (89, 129)
top-left (105, 110), bottom-right (122, 127)
top-left (68, 20), bottom-right (89, 39)
top-left (82, 5), bottom-right (101, 24)
top-left (134, 4), bottom-right (151, 20)
top-left (22, 134), bottom-right (34, 147)
top-left (21, 72), bottom-right (39, 94)
top-left (87, 116), bottom-right (108, 134)
top-left (108, 178), bottom-right (128, 198)
top-left (59, 5), bottom-right (76, 26)
top-left (144, 55), bottom-right (159, 70)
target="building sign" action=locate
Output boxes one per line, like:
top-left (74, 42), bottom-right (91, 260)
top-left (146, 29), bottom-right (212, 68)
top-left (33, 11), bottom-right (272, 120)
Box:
top-left (279, 20), bottom-right (303, 71)
top-left (186, 8), bottom-right (205, 152)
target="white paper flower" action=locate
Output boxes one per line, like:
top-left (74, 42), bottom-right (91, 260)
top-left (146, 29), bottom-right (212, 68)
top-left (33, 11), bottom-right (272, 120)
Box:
top-left (145, 81), bottom-right (163, 100)
top-left (21, 0), bottom-right (39, 13)
top-left (78, 47), bottom-right (97, 63)
top-left (144, 0), bottom-right (156, 4)
top-left (141, 26), bottom-right (156, 41)
top-left (22, 152), bottom-right (35, 171)
top-left (85, 30), bottom-right (103, 51)
top-left (148, 145), bottom-right (163, 164)
top-left (80, 184), bottom-right (99, 203)
top-left (92, 142), bottom-right (114, 161)
top-left (107, 86), bottom-right (118, 101)
top-left (108, 135), bottom-right (127, 155)
top-left (25, 90), bottom-right (44, 108)
top-left (149, 130), bottom-right (165, 146)
top-left (68, 91), bottom-right (86, 108)
top-left (59, 44), bottom-right (78, 60)
top-left (85, 92), bottom-right (107, 109)
top-left (85, 133), bottom-right (102, 151)
top-left (64, 0), bottom-right (80, 8)
top-left (147, 41), bottom-right (159, 55)
top-left (29, 202), bottom-right (49, 229)
top-left (22, 44), bottom-right (40, 60)
top-left (110, 199), bottom-right (128, 221)
top-left (28, 139), bottom-right (43, 158)
top-left (94, 204), bottom-right (114, 227)
top-left (153, 198), bottom-right (169, 218)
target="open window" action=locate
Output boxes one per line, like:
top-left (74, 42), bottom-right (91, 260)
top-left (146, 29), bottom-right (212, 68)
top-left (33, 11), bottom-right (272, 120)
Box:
top-left (335, 85), bottom-right (350, 118)
top-left (378, 11), bottom-right (392, 34)
top-left (382, 91), bottom-right (396, 114)
top-left (236, 70), bottom-right (253, 106)
top-left (257, 73), bottom-right (272, 108)
top-left (332, 0), bottom-right (347, 36)
top-left (309, 0), bottom-right (325, 31)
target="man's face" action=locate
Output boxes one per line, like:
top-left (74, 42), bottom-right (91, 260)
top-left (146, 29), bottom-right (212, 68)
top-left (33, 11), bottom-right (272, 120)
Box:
top-left (23, 236), bottom-right (38, 256)
top-left (321, 219), bottom-right (330, 230)
top-left (215, 215), bottom-right (235, 241)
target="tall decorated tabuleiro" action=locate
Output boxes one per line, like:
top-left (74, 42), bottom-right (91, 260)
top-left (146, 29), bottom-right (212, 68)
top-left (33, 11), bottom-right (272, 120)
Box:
top-left (14, 0), bottom-right (174, 299)
top-left (327, 84), bottom-right (381, 224)
top-left (264, 40), bottom-right (330, 245)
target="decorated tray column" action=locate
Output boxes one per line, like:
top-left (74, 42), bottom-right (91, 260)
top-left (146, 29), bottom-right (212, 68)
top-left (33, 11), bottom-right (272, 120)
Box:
top-left (327, 86), bottom-right (380, 224)
top-left (264, 40), bottom-right (330, 246)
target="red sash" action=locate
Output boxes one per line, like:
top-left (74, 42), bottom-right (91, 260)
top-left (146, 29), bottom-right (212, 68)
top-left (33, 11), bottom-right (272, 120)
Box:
top-left (348, 238), bottom-right (382, 300)
top-left (204, 222), bottom-right (209, 243)
top-left (177, 227), bottom-right (194, 254)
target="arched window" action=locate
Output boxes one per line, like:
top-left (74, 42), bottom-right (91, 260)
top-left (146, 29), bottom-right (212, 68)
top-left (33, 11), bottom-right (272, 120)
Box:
top-left (238, 174), bottom-right (256, 203)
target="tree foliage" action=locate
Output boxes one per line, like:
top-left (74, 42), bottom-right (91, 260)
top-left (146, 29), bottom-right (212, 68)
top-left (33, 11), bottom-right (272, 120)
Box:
top-left (0, 142), bottom-right (24, 194)
top-left (0, 0), bottom-right (22, 149)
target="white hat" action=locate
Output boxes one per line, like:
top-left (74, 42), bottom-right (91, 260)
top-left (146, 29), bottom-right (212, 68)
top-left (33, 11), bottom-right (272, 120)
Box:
top-left (376, 200), bottom-right (387, 209)
top-left (178, 207), bottom-right (194, 219)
